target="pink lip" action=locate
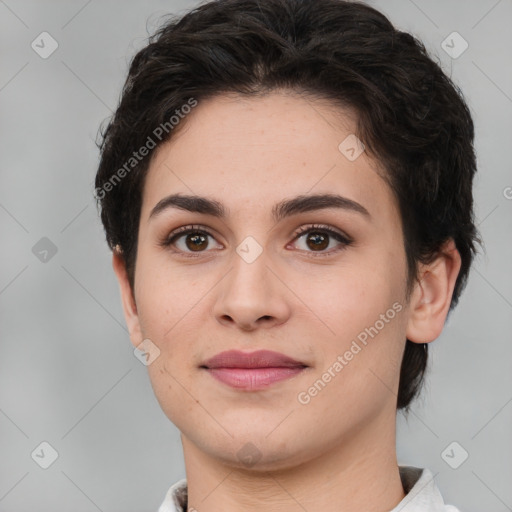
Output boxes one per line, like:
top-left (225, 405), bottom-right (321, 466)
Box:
top-left (200, 350), bottom-right (308, 390)
top-left (201, 349), bottom-right (306, 369)
top-left (205, 367), bottom-right (306, 390)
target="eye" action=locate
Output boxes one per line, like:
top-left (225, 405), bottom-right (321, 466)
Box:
top-left (160, 223), bottom-right (352, 257)
top-left (160, 224), bottom-right (222, 256)
top-left (289, 224), bottom-right (352, 256)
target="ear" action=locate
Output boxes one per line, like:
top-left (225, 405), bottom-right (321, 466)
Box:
top-left (112, 250), bottom-right (143, 348)
top-left (406, 239), bottom-right (462, 344)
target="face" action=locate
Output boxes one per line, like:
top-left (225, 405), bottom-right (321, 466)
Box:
top-left (123, 91), bottom-right (413, 470)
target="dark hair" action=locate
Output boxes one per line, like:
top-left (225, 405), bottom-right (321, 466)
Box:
top-left (95, 0), bottom-right (480, 410)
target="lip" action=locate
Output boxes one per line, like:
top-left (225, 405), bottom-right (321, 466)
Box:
top-left (200, 350), bottom-right (308, 390)
top-left (201, 349), bottom-right (307, 369)
top-left (205, 367), bottom-right (306, 390)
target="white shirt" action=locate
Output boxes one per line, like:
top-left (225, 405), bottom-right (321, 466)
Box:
top-left (157, 466), bottom-right (461, 512)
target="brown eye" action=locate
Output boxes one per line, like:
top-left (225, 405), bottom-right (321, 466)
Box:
top-left (304, 231), bottom-right (329, 251)
top-left (291, 224), bottom-right (352, 256)
top-left (184, 232), bottom-right (209, 251)
top-left (161, 223), bottom-right (351, 258)
top-left (171, 230), bottom-right (213, 252)
top-left (161, 225), bottom-right (223, 255)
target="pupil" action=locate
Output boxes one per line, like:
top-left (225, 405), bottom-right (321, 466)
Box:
top-left (308, 232), bottom-right (328, 251)
top-left (187, 233), bottom-right (207, 251)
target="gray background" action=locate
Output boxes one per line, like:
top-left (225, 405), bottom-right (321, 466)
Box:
top-left (1, 0), bottom-right (511, 510)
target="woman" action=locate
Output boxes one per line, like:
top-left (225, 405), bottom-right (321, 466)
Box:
top-left (95, 1), bottom-right (479, 510)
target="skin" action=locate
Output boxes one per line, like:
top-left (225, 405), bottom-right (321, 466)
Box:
top-left (113, 91), bottom-right (461, 512)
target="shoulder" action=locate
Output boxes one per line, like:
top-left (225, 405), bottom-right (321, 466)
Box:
top-left (157, 478), bottom-right (188, 512)
top-left (393, 466), bottom-right (462, 512)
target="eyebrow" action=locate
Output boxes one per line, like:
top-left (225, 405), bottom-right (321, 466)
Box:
top-left (148, 192), bottom-right (371, 222)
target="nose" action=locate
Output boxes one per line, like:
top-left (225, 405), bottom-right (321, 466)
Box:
top-left (212, 246), bottom-right (292, 331)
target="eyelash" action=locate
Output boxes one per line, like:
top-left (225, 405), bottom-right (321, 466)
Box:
top-left (159, 223), bottom-right (353, 258)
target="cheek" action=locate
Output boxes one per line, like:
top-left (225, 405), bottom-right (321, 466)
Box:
top-left (301, 287), bottom-right (406, 421)
top-left (300, 258), bottom-right (403, 334)
top-left (134, 249), bottom-right (200, 337)
top-left (303, 250), bottom-right (407, 381)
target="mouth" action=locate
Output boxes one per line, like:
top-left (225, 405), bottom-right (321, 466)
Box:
top-left (201, 366), bottom-right (307, 390)
top-left (200, 349), bottom-right (309, 390)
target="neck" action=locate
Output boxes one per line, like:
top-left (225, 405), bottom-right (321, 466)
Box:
top-left (180, 412), bottom-right (405, 512)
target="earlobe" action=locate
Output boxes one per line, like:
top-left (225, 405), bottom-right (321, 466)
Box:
top-left (406, 239), bottom-right (462, 344)
top-left (112, 250), bottom-right (143, 348)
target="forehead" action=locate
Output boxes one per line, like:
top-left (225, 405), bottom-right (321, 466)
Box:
top-left (140, 91), bottom-right (398, 225)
